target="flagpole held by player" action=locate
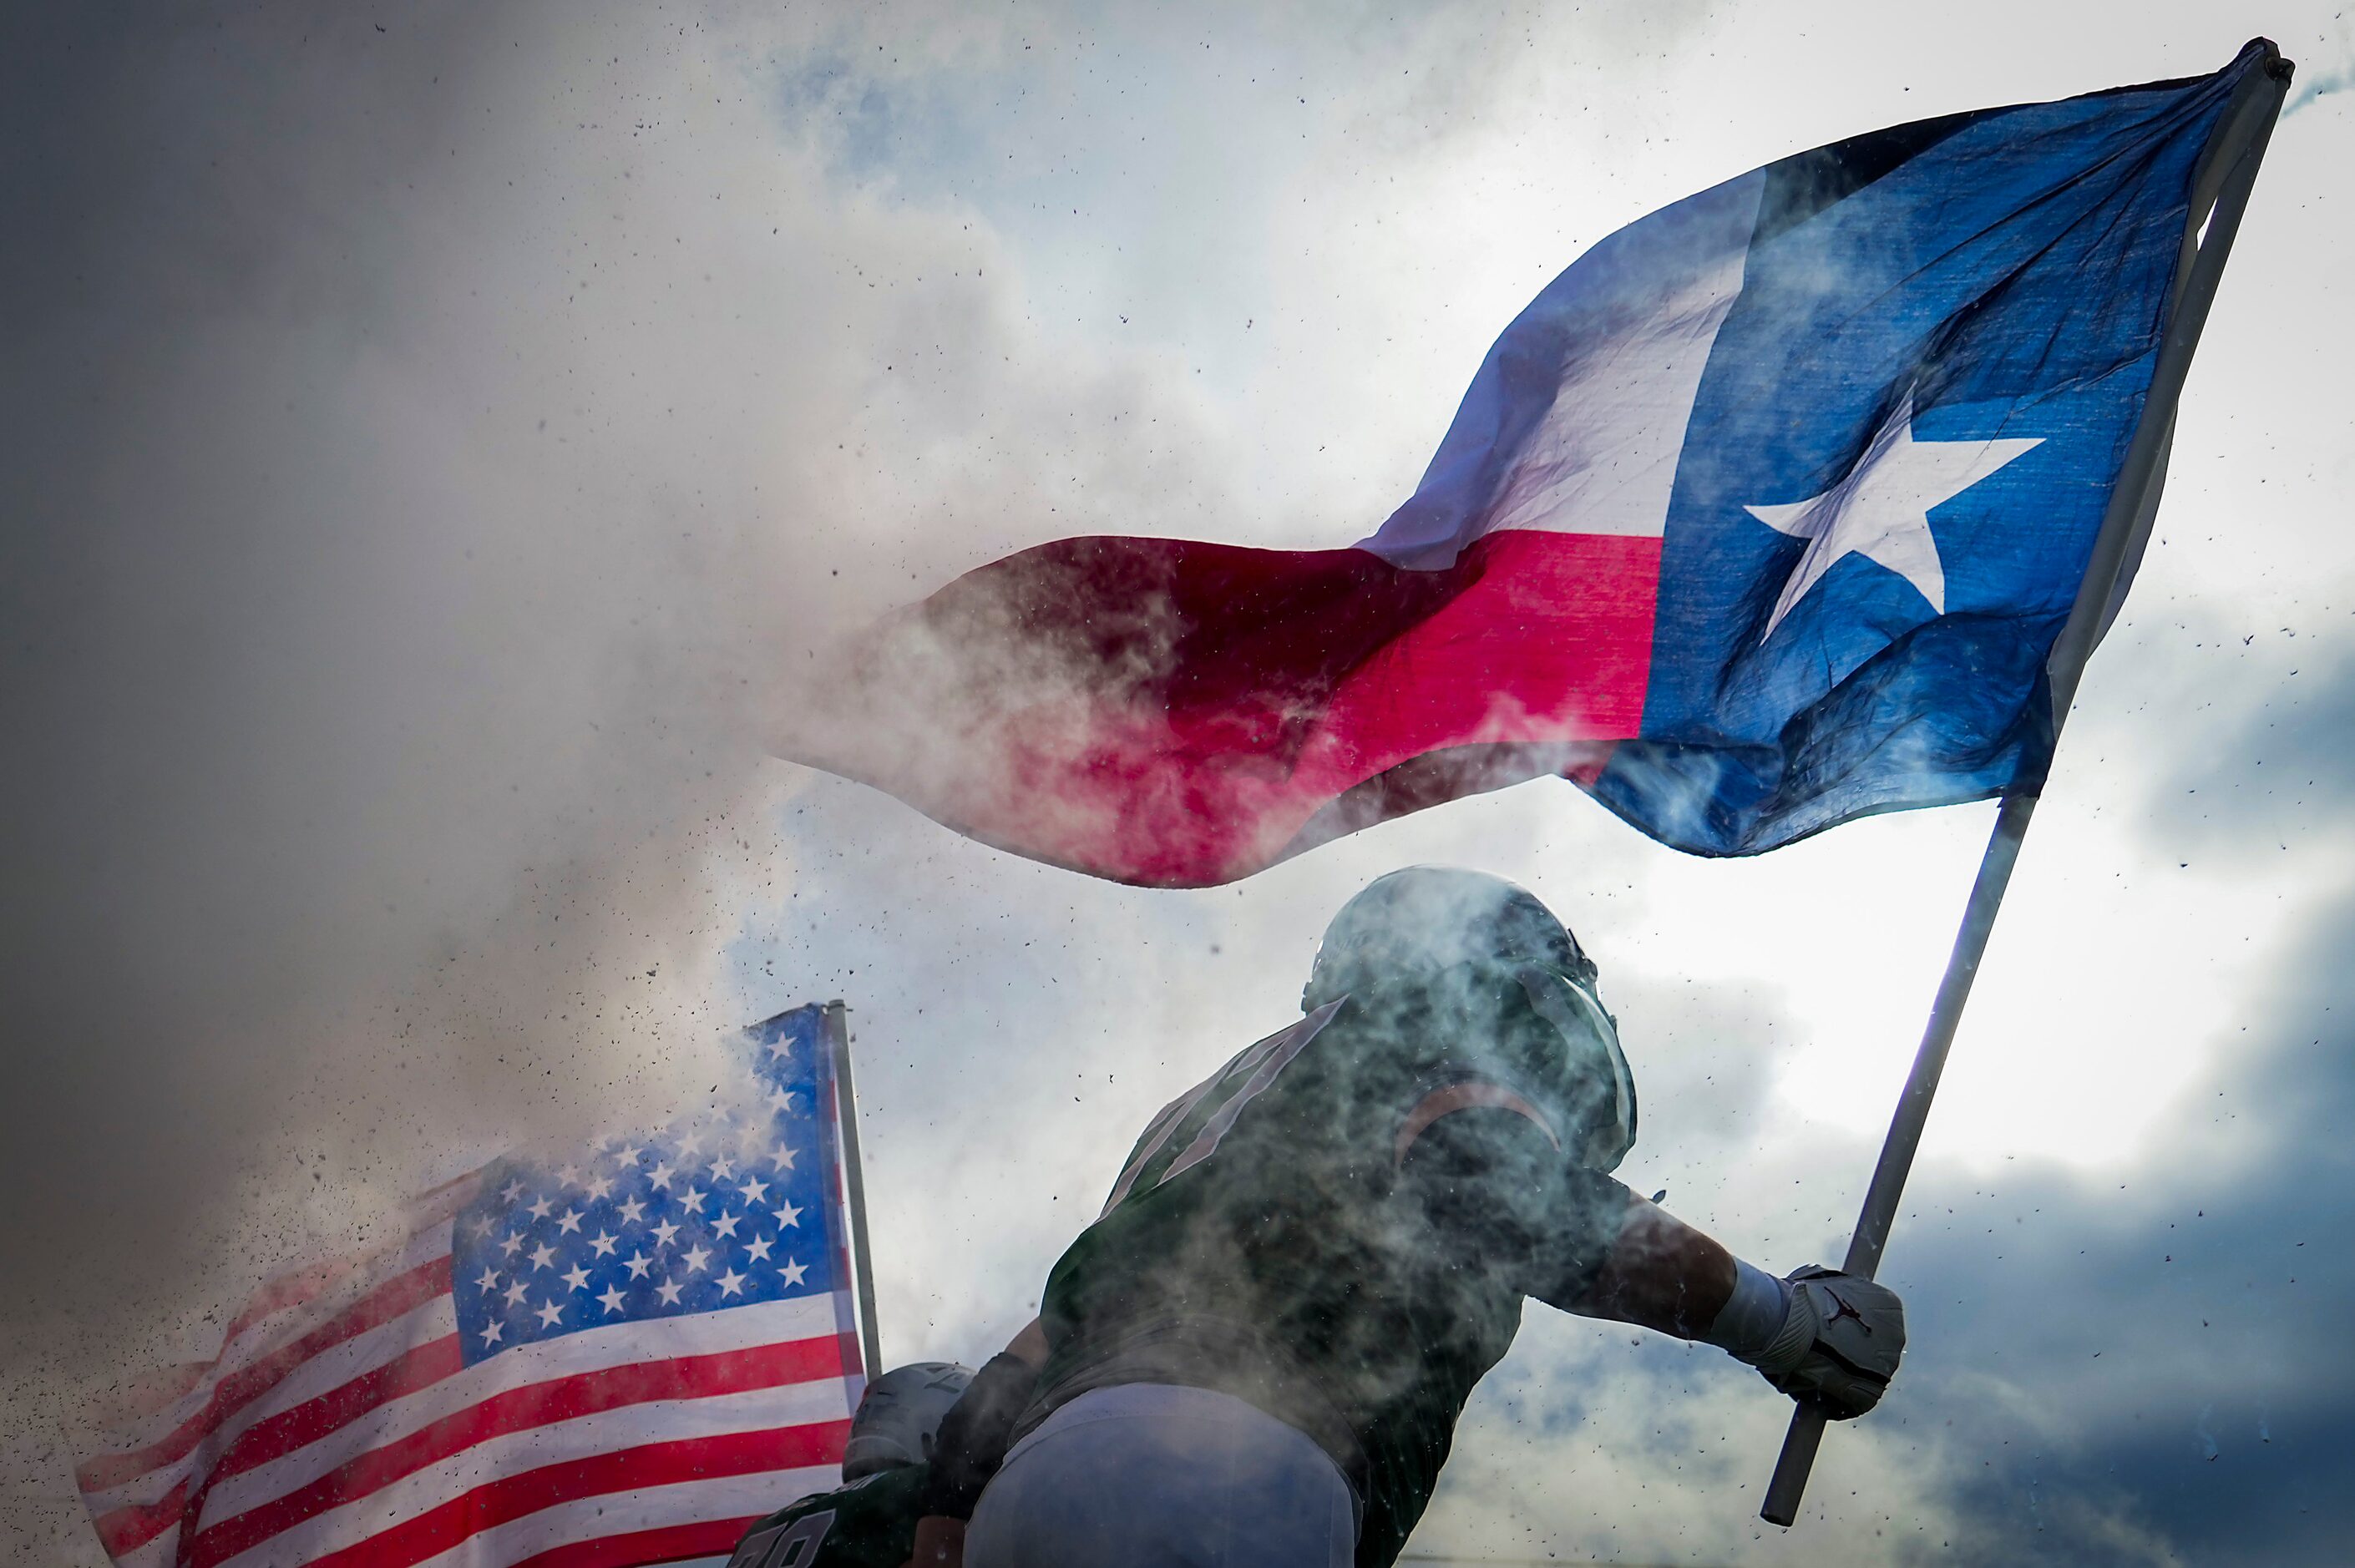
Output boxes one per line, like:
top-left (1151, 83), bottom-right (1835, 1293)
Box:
top-left (1760, 42), bottom-right (2293, 1526)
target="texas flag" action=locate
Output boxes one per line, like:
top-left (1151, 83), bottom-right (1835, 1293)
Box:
top-left (783, 43), bottom-right (2275, 887)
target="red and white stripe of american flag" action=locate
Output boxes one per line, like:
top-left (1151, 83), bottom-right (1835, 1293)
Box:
top-left (74, 1171), bottom-right (853, 1568)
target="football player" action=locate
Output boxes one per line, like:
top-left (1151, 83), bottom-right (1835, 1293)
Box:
top-left (947, 866), bottom-right (1906, 1568)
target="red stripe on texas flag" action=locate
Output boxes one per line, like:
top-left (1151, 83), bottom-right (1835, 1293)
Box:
top-left (793, 527), bottom-right (1659, 886)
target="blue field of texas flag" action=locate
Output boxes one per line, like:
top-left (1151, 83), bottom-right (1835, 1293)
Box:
top-left (788, 42), bottom-right (2279, 884)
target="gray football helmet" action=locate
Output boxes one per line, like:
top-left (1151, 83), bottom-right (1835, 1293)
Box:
top-left (1304, 866), bottom-right (1636, 1171)
top-left (842, 1360), bottom-right (977, 1479)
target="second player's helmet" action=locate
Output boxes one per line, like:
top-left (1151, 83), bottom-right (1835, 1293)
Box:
top-left (841, 1361), bottom-right (976, 1479)
top-left (1304, 866), bottom-right (1637, 1171)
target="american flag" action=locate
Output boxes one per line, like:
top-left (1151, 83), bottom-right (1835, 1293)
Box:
top-left (76, 1005), bottom-right (867, 1568)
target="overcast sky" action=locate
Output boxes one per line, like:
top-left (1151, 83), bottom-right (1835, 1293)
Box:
top-left (4, 3), bottom-right (2352, 1564)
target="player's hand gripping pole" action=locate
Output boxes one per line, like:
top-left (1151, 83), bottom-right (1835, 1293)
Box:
top-left (1760, 45), bottom-right (2290, 1526)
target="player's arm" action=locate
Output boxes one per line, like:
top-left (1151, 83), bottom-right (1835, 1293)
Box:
top-left (902, 1320), bottom-right (1047, 1568)
top-left (1568, 1191), bottom-right (1907, 1420)
top-left (1405, 1105), bottom-right (1907, 1419)
top-left (1573, 1190), bottom-right (1738, 1336)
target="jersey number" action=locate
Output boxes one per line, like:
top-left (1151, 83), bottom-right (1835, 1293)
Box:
top-left (730, 1509), bottom-right (835, 1568)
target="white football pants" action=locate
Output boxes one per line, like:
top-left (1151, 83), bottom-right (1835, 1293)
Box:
top-left (964, 1382), bottom-right (1355, 1568)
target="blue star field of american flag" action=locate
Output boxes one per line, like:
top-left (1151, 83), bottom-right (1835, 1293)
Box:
top-left (451, 1005), bottom-right (843, 1363)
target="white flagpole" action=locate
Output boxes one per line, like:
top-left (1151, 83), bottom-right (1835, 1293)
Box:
top-left (823, 999), bottom-right (886, 1378)
top-left (1760, 43), bottom-right (2292, 1526)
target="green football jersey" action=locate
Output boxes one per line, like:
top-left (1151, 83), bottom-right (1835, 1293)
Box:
top-left (1034, 984), bottom-right (1633, 1568)
top-left (724, 1462), bottom-right (926, 1568)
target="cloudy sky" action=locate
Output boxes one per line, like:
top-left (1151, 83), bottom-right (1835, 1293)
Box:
top-left (4, 3), bottom-right (2352, 1563)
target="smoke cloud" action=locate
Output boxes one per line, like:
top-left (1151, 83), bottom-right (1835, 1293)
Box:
top-left (0, 1), bottom-right (1251, 1545)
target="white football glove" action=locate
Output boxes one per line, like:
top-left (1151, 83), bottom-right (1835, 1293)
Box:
top-left (1753, 1266), bottom-right (1905, 1419)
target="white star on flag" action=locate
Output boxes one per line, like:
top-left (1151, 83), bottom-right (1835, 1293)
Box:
top-left (1745, 395), bottom-right (2042, 643)
top-left (534, 1298), bottom-right (564, 1328)
top-left (597, 1284), bottom-right (628, 1316)
top-left (746, 1235), bottom-right (774, 1263)
top-left (771, 1199), bottom-right (803, 1229)
top-left (681, 1243), bottom-right (712, 1275)
top-left (778, 1257), bottom-right (808, 1288)
top-left (622, 1249), bottom-right (653, 1279)
top-left (656, 1277), bottom-right (685, 1306)
top-left (716, 1267), bottom-right (747, 1298)
top-left (561, 1263), bottom-right (591, 1292)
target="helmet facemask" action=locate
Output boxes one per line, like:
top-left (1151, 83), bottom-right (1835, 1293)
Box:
top-left (1512, 965), bottom-right (1637, 1172)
